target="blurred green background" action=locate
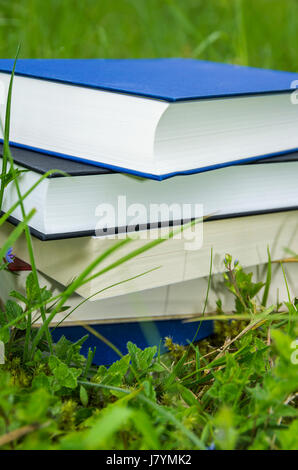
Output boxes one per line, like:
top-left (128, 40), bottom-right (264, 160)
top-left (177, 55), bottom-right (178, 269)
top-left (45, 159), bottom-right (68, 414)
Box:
top-left (0, 0), bottom-right (297, 71)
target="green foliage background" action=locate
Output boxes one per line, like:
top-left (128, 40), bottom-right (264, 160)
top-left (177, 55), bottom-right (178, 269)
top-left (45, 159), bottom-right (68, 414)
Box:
top-left (0, 0), bottom-right (297, 71)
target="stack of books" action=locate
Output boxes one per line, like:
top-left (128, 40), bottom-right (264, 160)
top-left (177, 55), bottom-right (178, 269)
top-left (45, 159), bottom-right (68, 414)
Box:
top-left (0, 59), bottom-right (298, 361)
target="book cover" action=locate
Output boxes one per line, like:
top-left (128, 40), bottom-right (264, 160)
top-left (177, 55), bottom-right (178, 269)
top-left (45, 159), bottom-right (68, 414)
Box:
top-left (0, 59), bottom-right (298, 180)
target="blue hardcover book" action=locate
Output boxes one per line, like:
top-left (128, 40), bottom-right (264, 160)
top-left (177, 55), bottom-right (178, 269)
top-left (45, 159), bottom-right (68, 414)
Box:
top-left (50, 319), bottom-right (213, 365)
top-left (0, 58), bottom-right (297, 180)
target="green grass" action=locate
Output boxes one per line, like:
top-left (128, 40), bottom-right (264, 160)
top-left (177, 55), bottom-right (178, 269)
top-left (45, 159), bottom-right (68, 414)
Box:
top-left (0, 0), bottom-right (297, 71)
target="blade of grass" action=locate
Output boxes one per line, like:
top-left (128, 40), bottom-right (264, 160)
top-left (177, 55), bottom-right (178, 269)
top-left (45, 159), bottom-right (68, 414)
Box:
top-left (280, 261), bottom-right (297, 334)
top-left (191, 247), bottom-right (213, 343)
top-left (163, 351), bottom-right (188, 390)
top-left (1, 51), bottom-right (54, 359)
top-left (0, 209), bottom-right (35, 260)
top-left (0, 44), bottom-right (20, 211)
top-left (261, 246), bottom-right (272, 307)
top-left (0, 169), bottom-right (67, 228)
top-left (79, 324), bottom-right (124, 361)
top-left (184, 312), bottom-right (296, 322)
top-left (51, 266), bottom-right (160, 329)
top-left (82, 220), bottom-right (202, 286)
top-left (280, 262), bottom-right (292, 304)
